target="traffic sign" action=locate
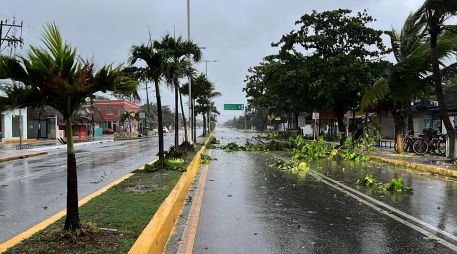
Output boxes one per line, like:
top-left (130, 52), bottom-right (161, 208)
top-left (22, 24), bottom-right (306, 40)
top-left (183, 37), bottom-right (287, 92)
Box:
top-left (224, 104), bottom-right (244, 110)
top-left (312, 112), bottom-right (319, 120)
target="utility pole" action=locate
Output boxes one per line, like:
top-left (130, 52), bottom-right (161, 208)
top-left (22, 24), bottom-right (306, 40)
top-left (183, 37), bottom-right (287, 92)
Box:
top-left (203, 60), bottom-right (218, 135)
top-left (0, 18), bottom-right (24, 53)
top-left (187, 0), bottom-right (193, 143)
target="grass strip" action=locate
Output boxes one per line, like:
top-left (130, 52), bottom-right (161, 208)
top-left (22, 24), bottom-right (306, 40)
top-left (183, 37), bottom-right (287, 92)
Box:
top-left (5, 171), bottom-right (181, 254)
top-left (4, 145), bottom-right (202, 254)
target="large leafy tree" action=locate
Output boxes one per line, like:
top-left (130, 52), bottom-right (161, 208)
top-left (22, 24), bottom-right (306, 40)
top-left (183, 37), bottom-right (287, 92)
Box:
top-left (155, 34), bottom-right (202, 146)
top-left (273, 9), bottom-right (386, 143)
top-left (0, 23), bottom-right (138, 229)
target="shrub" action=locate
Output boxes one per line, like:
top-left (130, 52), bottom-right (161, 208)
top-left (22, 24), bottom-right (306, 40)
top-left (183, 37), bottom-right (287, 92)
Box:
top-left (165, 146), bottom-right (187, 159)
top-left (179, 141), bottom-right (195, 151)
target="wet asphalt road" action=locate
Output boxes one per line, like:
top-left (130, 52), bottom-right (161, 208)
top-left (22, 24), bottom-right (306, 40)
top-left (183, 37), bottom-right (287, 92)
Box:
top-left (0, 130), bottom-right (199, 243)
top-left (191, 128), bottom-right (457, 253)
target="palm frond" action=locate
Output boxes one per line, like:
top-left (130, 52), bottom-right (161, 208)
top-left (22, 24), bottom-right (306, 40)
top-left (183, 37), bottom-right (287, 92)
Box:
top-left (360, 77), bottom-right (389, 111)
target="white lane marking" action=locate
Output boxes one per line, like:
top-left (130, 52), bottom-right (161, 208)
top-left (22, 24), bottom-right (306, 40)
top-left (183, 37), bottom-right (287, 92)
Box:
top-left (309, 171), bottom-right (457, 252)
top-left (310, 169), bottom-right (457, 243)
top-left (272, 154), bottom-right (457, 252)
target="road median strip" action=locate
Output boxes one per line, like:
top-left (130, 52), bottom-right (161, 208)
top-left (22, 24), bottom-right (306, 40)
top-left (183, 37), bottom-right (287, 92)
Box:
top-left (128, 134), bottom-right (212, 254)
top-left (0, 156), bottom-right (159, 253)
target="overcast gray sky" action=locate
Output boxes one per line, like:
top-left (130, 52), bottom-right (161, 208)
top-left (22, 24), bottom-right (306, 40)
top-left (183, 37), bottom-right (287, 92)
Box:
top-left (3, 0), bottom-right (424, 122)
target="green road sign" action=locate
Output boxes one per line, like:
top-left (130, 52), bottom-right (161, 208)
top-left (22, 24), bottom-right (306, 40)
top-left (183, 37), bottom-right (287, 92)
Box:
top-left (224, 104), bottom-right (244, 110)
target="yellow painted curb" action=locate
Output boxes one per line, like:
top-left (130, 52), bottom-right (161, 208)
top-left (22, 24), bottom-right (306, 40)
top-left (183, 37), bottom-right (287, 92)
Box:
top-left (128, 133), bottom-right (214, 254)
top-left (0, 151), bottom-right (48, 163)
top-left (2, 139), bottom-right (38, 144)
top-left (0, 158), bottom-right (158, 253)
top-left (370, 156), bottom-right (457, 178)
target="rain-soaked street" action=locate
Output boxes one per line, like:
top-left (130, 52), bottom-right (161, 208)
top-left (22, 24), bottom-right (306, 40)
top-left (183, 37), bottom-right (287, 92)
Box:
top-left (0, 131), bottom-right (197, 243)
top-left (175, 128), bottom-right (457, 253)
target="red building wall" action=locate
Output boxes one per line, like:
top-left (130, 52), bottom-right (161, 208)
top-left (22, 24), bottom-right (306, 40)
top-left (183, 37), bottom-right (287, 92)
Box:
top-left (93, 100), bottom-right (140, 121)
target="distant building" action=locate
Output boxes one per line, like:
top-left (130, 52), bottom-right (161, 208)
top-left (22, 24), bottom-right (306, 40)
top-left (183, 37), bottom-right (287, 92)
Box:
top-left (0, 108), bottom-right (28, 143)
top-left (92, 99), bottom-right (140, 133)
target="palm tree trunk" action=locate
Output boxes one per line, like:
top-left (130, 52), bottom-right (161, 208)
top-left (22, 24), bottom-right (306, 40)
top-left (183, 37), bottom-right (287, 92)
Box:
top-left (203, 113), bottom-right (207, 136)
top-left (179, 90), bottom-right (188, 142)
top-left (155, 80), bottom-right (165, 169)
top-left (174, 85), bottom-right (179, 147)
top-left (64, 116), bottom-right (80, 230)
top-left (193, 99), bottom-right (197, 140)
top-left (430, 21), bottom-right (453, 132)
top-left (145, 83), bottom-right (151, 129)
top-left (207, 108), bottom-right (211, 133)
top-left (430, 21), bottom-right (455, 158)
top-left (392, 110), bottom-right (405, 154)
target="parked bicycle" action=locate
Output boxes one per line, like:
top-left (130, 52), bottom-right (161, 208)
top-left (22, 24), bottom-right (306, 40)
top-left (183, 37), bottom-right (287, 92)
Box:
top-left (413, 128), bottom-right (446, 156)
top-left (394, 130), bottom-right (416, 153)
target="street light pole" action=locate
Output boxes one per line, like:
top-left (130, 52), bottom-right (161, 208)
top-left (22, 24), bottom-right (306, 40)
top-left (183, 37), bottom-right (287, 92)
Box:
top-left (204, 60), bottom-right (218, 76)
top-left (187, 0), bottom-right (193, 143)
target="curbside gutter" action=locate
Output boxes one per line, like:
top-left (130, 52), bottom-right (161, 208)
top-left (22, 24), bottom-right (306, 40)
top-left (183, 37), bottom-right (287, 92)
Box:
top-left (370, 155), bottom-right (457, 178)
top-left (0, 159), bottom-right (158, 253)
top-left (128, 134), bottom-right (213, 254)
top-left (0, 151), bottom-right (48, 163)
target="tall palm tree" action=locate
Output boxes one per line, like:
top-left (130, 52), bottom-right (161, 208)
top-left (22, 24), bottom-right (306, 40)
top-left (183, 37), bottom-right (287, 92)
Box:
top-left (417, 0), bottom-right (457, 157)
top-left (361, 12), bottom-right (439, 152)
top-left (155, 34), bottom-right (202, 146)
top-left (182, 74), bottom-right (209, 135)
top-left (130, 42), bottom-right (167, 168)
top-left (0, 23), bottom-right (138, 229)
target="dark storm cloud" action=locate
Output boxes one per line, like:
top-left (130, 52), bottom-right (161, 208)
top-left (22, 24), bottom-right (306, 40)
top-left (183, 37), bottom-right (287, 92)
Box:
top-left (3, 0), bottom-right (423, 121)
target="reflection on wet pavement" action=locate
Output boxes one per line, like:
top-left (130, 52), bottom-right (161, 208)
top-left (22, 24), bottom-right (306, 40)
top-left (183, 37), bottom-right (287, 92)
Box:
top-left (192, 128), bottom-right (455, 253)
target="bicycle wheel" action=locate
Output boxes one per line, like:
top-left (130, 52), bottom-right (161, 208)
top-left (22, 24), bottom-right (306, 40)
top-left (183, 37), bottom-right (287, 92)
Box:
top-left (405, 137), bottom-right (414, 152)
top-left (413, 139), bottom-right (428, 155)
top-left (435, 140), bottom-right (446, 156)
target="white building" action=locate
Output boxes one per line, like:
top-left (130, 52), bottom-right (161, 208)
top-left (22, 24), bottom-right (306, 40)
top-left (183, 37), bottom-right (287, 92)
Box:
top-left (0, 108), bottom-right (28, 142)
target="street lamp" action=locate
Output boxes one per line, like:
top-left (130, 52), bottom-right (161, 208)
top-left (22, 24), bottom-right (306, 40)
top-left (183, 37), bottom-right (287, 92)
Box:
top-left (187, 0), bottom-right (192, 143)
top-left (203, 60), bottom-right (218, 77)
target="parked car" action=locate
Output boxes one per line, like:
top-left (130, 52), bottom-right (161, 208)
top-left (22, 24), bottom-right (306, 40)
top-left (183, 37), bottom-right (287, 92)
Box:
top-left (152, 128), bottom-right (170, 134)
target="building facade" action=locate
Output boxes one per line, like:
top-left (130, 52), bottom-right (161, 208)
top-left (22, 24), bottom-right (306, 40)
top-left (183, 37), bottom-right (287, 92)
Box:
top-left (0, 108), bottom-right (28, 142)
top-left (92, 99), bottom-right (140, 133)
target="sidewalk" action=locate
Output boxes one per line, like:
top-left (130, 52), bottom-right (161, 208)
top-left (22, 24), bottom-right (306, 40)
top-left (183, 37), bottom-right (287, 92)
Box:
top-left (0, 150), bottom-right (48, 162)
top-left (370, 149), bottom-right (457, 178)
top-left (0, 136), bottom-right (115, 162)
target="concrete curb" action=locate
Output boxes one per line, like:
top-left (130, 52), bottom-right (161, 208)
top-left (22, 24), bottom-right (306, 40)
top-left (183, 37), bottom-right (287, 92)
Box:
top-left (128, 134), bottom-right (213, 254)
top-left (370, 156), bottom-right (457, 178)
top-left (31, 140), bottom-right (114, 152)
top-left (0, 151), bottom-right (48, 163)
top-left (0, 158), bottom-right (158, 253)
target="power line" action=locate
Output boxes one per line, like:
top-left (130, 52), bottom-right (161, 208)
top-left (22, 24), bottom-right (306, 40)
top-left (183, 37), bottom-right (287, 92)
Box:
top-left (0, 17), bottom-right (24, 55)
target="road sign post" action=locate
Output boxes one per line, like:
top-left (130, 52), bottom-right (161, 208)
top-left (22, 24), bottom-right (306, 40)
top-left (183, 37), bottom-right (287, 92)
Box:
top-left (312, 112), bottom-right (319, 140)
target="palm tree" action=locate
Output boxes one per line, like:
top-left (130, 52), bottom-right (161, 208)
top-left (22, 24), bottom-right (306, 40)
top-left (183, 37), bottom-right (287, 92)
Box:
top-left (0, 23), bottom-right (138, 229)
top-left (182, 74), bottom-right (209, 135)
top-left (417, 0), bottom-right (457, 157)
top-left (155, 34), bottom-right (202, 146)
top-left (361, 12), bottom-right (437, 153)
top-left (130, 42), bottom-right (166, 168)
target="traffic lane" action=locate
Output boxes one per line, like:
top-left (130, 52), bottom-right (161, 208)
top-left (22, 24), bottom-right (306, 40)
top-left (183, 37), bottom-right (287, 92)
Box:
top-left (309, 159), bottom-right (457, 239)
top-left (0, 133), bottom-right (179, 243)
top-left (194, 150), bottom-right (451, 253)
top-left (0, 130), bottom-right (191, 182)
